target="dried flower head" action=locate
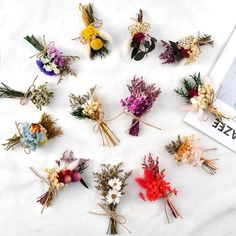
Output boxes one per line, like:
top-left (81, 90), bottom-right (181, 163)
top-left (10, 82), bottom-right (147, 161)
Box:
top-left (31, 151), bottom-right (89, 213)
top-left (30, 83), bottom-right (54, 110)
top-left (166, 135), bottom-right (218, 175)
top-left (92, 163), bottom-right (132, 235)
top-left (121, 76), bottom-right (161, 136)
top-left (159, 34), bottom-right (214, 64)
top-left (135, 154), bottom-right (180, 222)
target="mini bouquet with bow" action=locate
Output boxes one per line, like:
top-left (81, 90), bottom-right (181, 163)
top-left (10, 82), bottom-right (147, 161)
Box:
top-left (159, 33), bottom-right (214, 64)
top-left (175, 73), bottom-right (228, 121)
top-left (70, 86), bottom-right (119, 147)
top-left (24, 35), bottom-right (79, 84)
top-left (128, 9), bottom-right (157, 61)
top-left (166, 135), bottom-right (218, 175)
top-left (30, 150), bottom-right (89, 213)
top-left (0, 76), bottom-right (53, 110)
top-left (135, 154), bottom-right (181, 223)
top-left (91, 163), bottom-right (132, 235)
top-left (73, 3), bottom-right (109, 59)
top-left (3, 113), bottom-right (62, 153)
top-left (120, 76), bottom-right (161, 136)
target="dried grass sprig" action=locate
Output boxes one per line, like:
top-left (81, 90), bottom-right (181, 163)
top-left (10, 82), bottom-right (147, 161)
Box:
top-left (40, 113), bottom-right (63, 139)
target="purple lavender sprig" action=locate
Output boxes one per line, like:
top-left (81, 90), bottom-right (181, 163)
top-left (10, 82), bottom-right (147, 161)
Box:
top-left (159, 40), bottom-right (176, 64)
top-left (121, 76), bottom-right (161, 136)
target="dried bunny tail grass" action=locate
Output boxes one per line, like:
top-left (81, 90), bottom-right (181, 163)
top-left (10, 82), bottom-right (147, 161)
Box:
top-left (121, 38), bottom-right (132, 59)
top-left (40, 113), bottom-right (63, 139)
top-left (98, 30), bottom-right (113, 44)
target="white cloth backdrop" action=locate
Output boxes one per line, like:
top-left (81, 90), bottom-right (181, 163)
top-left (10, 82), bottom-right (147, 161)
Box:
top-left (0, 0), bottom-right (236, 235)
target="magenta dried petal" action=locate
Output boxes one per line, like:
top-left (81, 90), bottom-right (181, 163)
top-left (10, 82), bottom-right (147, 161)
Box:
top-left (129, 119), bottom-right (140, 136)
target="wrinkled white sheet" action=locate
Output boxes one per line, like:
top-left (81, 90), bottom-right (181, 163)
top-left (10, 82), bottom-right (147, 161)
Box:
top-left (0, 0), bottom-right (236, 235)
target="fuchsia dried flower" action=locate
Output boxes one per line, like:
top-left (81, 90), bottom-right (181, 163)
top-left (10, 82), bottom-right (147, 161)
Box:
top-left (121, 76), bottom-right (161, 136)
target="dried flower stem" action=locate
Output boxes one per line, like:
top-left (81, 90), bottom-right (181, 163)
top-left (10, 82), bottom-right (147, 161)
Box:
top-left (2, 134), bottom-right (21, 150)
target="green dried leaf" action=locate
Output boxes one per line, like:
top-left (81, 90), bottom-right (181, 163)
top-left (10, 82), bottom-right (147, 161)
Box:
top-left (134, 51), bottom-right (146, 61)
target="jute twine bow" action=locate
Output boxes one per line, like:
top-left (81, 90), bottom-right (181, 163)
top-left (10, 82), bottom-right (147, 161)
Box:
top-left (164, 194), bottom-right (182, 224)
top-left (93, 112), bottom-right (120, 147)
top-left (30, 167), bottom-right (58, 213)
top-left (201, 148), bottom-right (218, 175)
top-left (15, 122), bottom-right (31, 154)
top-left (202, 86), bottom-right (229, 121)
top-left (128, 9), bottom-right (150, 37)
top-left (20, 75), bottom-right (38, 105)
top-left (89, 203), bottom-right (131, 234)
top-left (107, 109), bottom-right (161, 134)
top-left (30, 35), bottom-right (55, 59)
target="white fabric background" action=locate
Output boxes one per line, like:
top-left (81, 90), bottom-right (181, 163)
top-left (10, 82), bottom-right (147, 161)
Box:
top-left (0, 0), bottom-right (236, 235)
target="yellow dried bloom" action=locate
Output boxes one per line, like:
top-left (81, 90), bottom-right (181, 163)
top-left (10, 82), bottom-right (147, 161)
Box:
top-left (45, 168), bottom-right (64, 190)
top-left (175, 136), bottom-right (193, 161)
top-left (82, 99), bottom-right (101, 120)
top-left (81, 25), bottom-right (98, 41)
top-left (90, 38), bottom-right (104, 50)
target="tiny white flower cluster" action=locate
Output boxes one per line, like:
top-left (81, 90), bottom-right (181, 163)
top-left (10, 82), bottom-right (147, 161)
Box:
top-left (177, 35), bottom-right (200, 63)
top-left (82, 99), bottom-right (101, 119)
top-left (44, 167), bottom-right (64, 190)
top-left (190, 83), bottom-right (213, 110)
top-left (41, 55), bottom-right (60, 75)
top-left (106, 177), bottom-right (123, 205)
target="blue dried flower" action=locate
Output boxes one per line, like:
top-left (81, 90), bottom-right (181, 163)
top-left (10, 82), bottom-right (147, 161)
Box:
top-left (36, 60), bottom-right (55, 76)
top-left (20, 122), bottom-right (48, 151)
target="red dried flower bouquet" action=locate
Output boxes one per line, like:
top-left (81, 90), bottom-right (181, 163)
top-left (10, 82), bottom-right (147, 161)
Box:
top-left (135, 154), bottom-right (181, 223)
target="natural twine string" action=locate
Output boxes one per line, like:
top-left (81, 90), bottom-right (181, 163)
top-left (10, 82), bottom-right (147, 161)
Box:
top-left (89, 203), bottom-right (131, 234)
top-left (198, 148), bottom-right (218, 175)
top-left (93, 112), bottom-right (120, 147)
top-left (20, 75), bottom-right (38, 105)
top-left (30, 167), bottom-right (58, 213)
top-left (30, 35), bottom-right (55, 59)
top-left (164, 194), bottom-right (182, 223)
top-left (202, 85), bottom-right (229, 121)
top-left (107, 109), bottom-right (161, 134)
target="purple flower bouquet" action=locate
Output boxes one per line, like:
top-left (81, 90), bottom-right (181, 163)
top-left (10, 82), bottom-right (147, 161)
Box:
top-left (24, 35), bottom-right (79, 84)
top-left (121, 76), bottom-right (161, 136)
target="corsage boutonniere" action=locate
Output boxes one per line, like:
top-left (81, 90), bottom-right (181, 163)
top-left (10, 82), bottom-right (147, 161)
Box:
top-left (70, 86), bottom-right (119, 147)
top-left (30, 150), bottom-right (89, 213)
top-left (128, 9), bottom-right (157, 61)
top-left (175, 73), bottom-right (229, 121)
top-left (120, 76), bottom-right (161, 136)
top-left (135, 154), bottom-right (181, 223)
top-left (0, 76), bottom-right (53, 110)
top-left (166, 134), bottom-right (218, 175)
top-left (3, 113), bottom-right (62, 153)
top-left (90, 163), bottom-right (132, 235)
top-left (73, 3), bottom-right (110, 59)
top-left (25, 35), bottom-right (79, 84)
top-left (159, 33), bottom-right (214, 64)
